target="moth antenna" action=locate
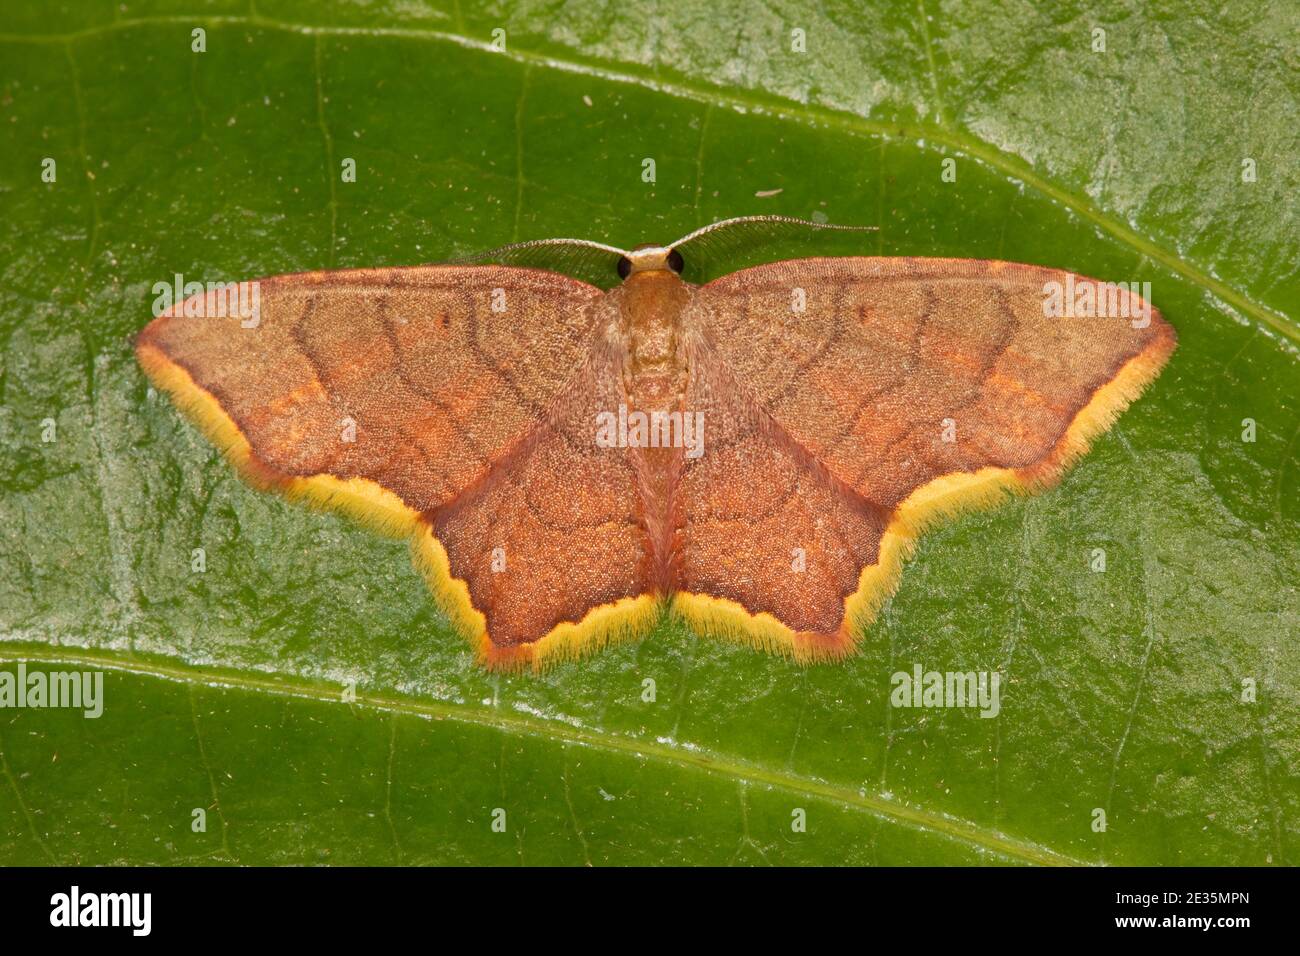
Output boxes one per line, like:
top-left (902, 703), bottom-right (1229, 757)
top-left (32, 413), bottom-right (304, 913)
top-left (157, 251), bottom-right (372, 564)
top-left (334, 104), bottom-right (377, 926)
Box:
top-left (671, 215), bottom-right (877, 248)
top-left (449, 237), bottom-right (630, 288)
top-left (668, 216), bottom-right (878, 279)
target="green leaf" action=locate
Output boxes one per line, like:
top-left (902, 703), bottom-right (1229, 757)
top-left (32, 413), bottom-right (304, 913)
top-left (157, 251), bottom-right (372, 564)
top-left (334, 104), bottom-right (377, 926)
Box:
top-left (0, 0), bottom-right (1295, 865)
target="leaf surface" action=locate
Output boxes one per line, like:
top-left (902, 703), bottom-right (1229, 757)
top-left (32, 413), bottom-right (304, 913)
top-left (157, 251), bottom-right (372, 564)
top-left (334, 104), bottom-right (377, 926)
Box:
top-left (0, 0), bottom-right (1296, 864)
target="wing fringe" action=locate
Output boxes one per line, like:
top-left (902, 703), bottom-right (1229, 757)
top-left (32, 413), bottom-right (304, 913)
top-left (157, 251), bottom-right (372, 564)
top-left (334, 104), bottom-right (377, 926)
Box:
top-left (138, 341), bottom-right (661, 671)
top-left (674, 322), bottom-right (1177, 663)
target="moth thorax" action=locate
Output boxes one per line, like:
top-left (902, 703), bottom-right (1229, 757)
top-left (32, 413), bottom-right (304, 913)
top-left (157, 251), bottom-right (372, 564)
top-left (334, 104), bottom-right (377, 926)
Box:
top-left (624, 321), bottom-right (686, 407)
top-left (619, 272), bottom-right (691, 409)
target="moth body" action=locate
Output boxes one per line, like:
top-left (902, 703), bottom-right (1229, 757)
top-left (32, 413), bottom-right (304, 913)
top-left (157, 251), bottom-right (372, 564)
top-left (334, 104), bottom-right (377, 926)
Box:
top-left (608, 264), bottom-right (696, 591)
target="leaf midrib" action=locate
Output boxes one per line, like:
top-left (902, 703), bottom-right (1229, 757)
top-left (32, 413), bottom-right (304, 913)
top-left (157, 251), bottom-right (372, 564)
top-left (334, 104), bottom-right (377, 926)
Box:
top-left (1, 12), bottom-right (1295, 349)
top-left (0, 645), bottom-right (1084, 866)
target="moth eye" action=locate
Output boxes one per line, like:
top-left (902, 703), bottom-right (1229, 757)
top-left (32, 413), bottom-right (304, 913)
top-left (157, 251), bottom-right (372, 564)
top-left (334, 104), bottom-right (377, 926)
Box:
top-left (616, 256), bottom-right (633, 279)
top-left (667, 248), bottom-right (685, 274)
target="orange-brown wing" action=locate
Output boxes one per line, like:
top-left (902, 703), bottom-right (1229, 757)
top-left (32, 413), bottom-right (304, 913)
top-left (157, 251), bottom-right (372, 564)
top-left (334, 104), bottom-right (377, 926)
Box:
top-left (675, 257), bottom-right (1176, 659)
top-left (136, 265), bottom-right (653, 666)
top-left (673, 345), bottom-right (889, 658)
top-left (427, 346), bottom-right (657, 666)
top-left (137, 266), bottom-right (601, 510)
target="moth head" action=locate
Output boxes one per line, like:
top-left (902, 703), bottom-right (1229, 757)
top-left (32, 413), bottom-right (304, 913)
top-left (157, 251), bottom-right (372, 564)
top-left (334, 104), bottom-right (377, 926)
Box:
top-left (617, 244), bottom-right (685, 279)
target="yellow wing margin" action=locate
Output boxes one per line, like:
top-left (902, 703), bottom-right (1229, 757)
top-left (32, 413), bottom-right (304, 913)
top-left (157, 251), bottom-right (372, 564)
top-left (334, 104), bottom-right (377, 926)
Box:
top-left (136, 342), bottom-right (659, 671)
top-left (673, 323), bottom-right (1177, 662)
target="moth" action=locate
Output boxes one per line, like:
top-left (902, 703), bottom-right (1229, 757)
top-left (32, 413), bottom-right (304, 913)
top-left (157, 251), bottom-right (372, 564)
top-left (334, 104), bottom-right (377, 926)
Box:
top-left (135, 216), bottom-right (1176, 668)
